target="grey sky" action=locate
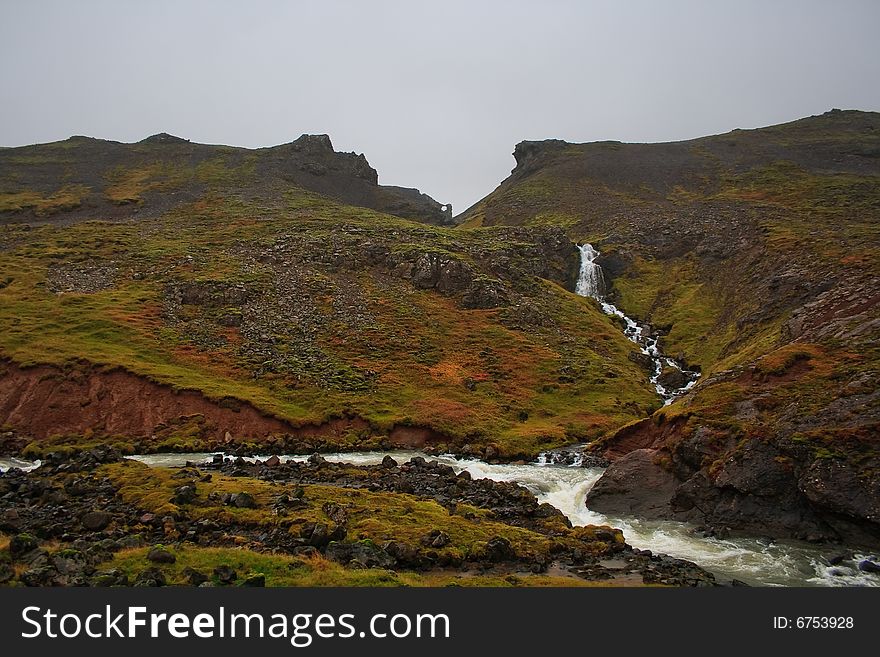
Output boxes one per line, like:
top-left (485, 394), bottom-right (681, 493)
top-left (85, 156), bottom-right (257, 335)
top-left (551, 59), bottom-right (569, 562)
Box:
top-left (2, 0), bottom-right (879, 212)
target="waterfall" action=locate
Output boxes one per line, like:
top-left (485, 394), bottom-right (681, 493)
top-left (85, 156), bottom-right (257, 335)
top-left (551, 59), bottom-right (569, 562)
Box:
top-left (575, 243), bottom-right (605, 298)
top-left (575, 242), bottom-right (699, 404)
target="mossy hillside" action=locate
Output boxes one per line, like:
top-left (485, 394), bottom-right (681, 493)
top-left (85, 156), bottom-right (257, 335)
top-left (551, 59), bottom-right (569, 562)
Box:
top-left (654, 342), bottom-right (880, 468)
top-left (0, 184), bottom-right (91, 216)
top-left (0, 185), bottom-right (658, 457)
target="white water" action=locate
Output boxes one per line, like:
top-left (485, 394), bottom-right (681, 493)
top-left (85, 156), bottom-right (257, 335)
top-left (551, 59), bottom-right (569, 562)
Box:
top-left (576, 243), bottom-right (699, 404)
top-left (0, 457), bottom-right (41, 473)
top-left (120, 450), bottom-right (878, 587)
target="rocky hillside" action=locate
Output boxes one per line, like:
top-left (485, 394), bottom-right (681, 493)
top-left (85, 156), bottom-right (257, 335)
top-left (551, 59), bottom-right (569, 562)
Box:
top-left (0, 134), bottom-right (661, 461)
top-left (0, 132), bottom-right (454, 226)
top-left (462, 109), bottom-right (880, 546)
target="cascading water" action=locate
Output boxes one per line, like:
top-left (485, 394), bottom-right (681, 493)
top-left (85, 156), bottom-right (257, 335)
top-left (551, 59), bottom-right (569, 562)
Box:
top-left (575, 243), bottom-right (605, 298)
top-left (576, 243), bottom-right (699, 404)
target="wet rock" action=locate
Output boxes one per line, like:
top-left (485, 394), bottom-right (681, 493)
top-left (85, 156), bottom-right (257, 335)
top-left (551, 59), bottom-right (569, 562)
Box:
top-left (264, 455), bottom-right (281, 468)
top-left (146, 547), bottom-right (176, 564)
top-left (858, 559), bottom-right (880, 573)
top-left (827, 552), bottom-right (853, 566)
top-left (81, 511), bottom-right (112, 531)
top-left (381, 455), bottom-right (398, 468)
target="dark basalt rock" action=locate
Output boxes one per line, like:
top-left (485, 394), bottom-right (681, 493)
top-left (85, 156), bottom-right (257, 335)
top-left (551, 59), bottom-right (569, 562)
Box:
top-left (134, 568), bottom-right (166, 587)
top-left (586, 449), bottom-right (678, 518)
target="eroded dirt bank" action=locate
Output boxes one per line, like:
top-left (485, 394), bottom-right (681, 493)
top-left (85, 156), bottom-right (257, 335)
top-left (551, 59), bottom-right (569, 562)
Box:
top-left (0, 360), bottom-right (450, 454)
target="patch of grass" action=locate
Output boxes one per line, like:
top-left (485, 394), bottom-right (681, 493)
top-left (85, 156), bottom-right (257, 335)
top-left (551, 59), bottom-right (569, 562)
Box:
top-left (0, 185), bottom-right (90, 216)
top-left (105, 546), bottom-right (616, 587)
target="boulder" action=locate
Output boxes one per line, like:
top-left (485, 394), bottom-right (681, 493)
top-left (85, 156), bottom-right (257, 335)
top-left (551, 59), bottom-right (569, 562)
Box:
top-left (230, 492), bottom-right (257, 509)
top-left (134, 568), bottom-right (166, 587)
top-left (420, 529), bottom-right (450, 548)
top-left (171, 485), bottom-right (197, 505)
top-left (9, 533), bottom-right (39, 557)
top-left (90, 569), bottom-right (128, 587)
top-left (146, 547), bottom-right (176, 564)
top-left (325, 542), bottom-right (395, 569)
top-left (657, 366), bottom-right (689, 390)
top-left (586, 449), bottom-right (677, 518)
top-left (858, 559), bottom-right (880, 573)
top-left (484, 536), bottom-right (516, 562)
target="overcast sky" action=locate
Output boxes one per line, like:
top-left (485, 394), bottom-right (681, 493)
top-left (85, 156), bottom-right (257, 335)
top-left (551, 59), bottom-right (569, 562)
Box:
top-left (2, 0), bottom-right (879, 212)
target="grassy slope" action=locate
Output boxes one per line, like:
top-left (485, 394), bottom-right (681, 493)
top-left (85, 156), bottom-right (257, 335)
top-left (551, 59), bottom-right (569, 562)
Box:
top-left (0, 175), bottom-right (658, 457)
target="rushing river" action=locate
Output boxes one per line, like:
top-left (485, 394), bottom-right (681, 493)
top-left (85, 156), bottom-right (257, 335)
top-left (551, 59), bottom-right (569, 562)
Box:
top-left (0, 450), bottom-right (851, 587)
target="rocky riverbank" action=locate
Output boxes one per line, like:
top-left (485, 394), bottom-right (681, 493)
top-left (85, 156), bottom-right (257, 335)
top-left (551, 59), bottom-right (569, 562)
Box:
top-left (0, 447), bottom-right (719, 587)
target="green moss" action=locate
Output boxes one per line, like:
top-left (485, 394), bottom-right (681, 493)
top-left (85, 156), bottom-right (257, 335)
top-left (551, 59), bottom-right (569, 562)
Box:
top-left (0, 184), bottom-right (90, 216)
top-left (105, 546), bottom-right (613, 587)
